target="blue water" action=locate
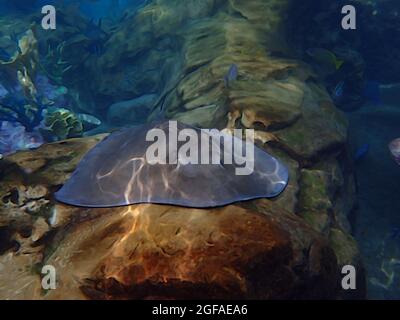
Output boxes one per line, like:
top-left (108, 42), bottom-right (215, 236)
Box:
top-left (0, 0), bottom-right (144, 19)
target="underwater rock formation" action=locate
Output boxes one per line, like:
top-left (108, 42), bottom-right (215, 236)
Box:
top-left (0, 0), bottom-right (365, 299)
top-left (1, 136), bottom-right (339, 299)
top-left (107, 94), bottom-right (158, 126)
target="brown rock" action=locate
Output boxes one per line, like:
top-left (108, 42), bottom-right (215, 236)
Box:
top-left (275, 84), bottom-right (348, 162)
top-left (37, 204), bottom-right (338, 300)
top-left (0, 127), bottom-right (365, 300)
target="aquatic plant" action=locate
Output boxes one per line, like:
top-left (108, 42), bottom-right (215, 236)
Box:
top-left (39, 41), bottom-right (72, 85)
top-left (0, 99), bottom-right (45, 132)
top-left (0, 120), bottom-right (43, 156)
top-left (0, 25), bottom-right (46, 132)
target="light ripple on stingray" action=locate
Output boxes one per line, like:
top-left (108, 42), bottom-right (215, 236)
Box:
top-left (55, 121), bottom-right (289, 208)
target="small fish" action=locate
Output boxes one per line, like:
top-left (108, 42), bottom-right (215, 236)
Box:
top-left (77, 113), bottom-right (101, 131)
top-left (307, 48), bottom-right (344, 71)
top-left (389, 138), bottom-right (400, 166)
top-left (224, 64), bottom-right (238, 88)
top-left (332, 81), bottom-right (345, 101)
top-left (354, 143), bottom-right (370, 162)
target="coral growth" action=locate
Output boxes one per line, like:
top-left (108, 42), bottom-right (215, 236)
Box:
top-left (0, 121), bottom-right (43, 156)
top-left (41, 108), bottom-right (84, 141)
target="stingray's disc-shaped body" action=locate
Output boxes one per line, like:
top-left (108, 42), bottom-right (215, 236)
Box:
top-left (55, 121), bottom-right (289, 208)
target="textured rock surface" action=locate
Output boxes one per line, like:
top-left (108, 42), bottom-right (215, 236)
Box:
top-left (107, 94), bottom-right (158, 126)
top-left (0, 133), bottom-right (363, 300)
top-left (1, 138), bottom-right (340, 299)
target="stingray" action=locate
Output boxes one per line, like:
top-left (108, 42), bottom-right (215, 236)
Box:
top-left (55, 121), bottom-right (289, 208)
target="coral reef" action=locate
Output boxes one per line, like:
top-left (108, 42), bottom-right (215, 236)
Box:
top-left (0, 9), bottom-right (104, 148)
top-left (41, 108), bottom-right (83, 141)
top-left (0, 121), bottom-right (43, 157)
